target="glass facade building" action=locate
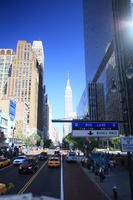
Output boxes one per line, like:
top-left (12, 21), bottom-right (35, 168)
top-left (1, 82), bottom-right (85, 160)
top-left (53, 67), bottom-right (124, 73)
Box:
top-left (77, 83), bottom-right (105, 121)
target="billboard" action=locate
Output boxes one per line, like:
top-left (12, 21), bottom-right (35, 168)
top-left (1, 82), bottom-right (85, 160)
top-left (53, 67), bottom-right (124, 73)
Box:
top-left (72, 122), bottom-right (119, 137)
top-left (9, 99), bottom-right (16, 122)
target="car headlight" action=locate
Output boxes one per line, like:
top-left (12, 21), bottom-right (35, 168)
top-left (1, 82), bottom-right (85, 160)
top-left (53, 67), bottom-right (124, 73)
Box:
top-left (28, 166), bottom-right (32, 169)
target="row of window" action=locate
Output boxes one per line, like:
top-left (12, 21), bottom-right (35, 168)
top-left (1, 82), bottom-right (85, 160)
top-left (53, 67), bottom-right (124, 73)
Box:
top-left (0, 117), bottom-right (8, 126)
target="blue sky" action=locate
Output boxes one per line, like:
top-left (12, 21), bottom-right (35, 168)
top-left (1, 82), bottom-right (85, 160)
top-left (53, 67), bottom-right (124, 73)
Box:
top-left (0, 0), bottom-right (113, 141)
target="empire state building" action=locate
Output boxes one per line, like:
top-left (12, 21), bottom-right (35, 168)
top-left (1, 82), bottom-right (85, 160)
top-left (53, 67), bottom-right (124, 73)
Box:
top-left (63, 74), bottom-right (73, 138)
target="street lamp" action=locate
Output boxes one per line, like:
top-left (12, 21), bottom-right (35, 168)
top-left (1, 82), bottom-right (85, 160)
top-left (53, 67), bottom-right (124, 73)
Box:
top-left (11, 126), bottom-right (16, 148)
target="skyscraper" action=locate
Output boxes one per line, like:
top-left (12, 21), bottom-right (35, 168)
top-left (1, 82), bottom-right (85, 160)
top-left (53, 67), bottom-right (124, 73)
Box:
top-left (32, 41), bottom-right (44, 70)
top-left (5, 40), bottom-right (40, 135)
top-left (32, 41), bottom-right (45, 138)
top-left (77, 0), bottom-right (110, 120)
top-left (83, 0), bottom-right (112, 84)
top-left (43, 92), bottom-right (49, 140)
top-left (77, 83), bottom-right (105, 121)
top-left (63, 74), bottom-right (73, 138)
top-left (0, 49), bottom-right (15, 98)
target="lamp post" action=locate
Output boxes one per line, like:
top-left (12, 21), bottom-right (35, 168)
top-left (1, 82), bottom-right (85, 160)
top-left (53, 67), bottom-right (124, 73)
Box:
top-left (11, 127), bottom-right (16, 148)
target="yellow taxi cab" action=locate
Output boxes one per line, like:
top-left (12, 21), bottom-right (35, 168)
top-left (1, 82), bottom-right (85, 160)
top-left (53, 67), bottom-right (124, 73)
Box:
top-left (42, 148), bottom-right (48, 153)
top-left (0, 183), bottom-right (7, 195)
top-left (0, 157), bottom-right (11, 168)
top-left (48, 157), bottom-right (60, 168)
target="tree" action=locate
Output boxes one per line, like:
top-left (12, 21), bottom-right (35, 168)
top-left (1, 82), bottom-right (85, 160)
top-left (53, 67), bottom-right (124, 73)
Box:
top-left (40, 139), bottom-right (44, 148)
top-left (34, 134), bottom-right (41, 146)
top-left (110, 135), bottom-right (121, 150)
top-left (24, 135), bottom-right (36, 147)
top-left (63, 133), bottom-right (84, 151)
top-left (87, 138), bottom-right (99, 152)
top-left (24, 137), bottom-right (31, 147)
top-left (63, 133), bottom-right (100, 153)
top-left (15, 121), bottom-right (23, 140)
top-left (0, 132), bottom-right (6, 147)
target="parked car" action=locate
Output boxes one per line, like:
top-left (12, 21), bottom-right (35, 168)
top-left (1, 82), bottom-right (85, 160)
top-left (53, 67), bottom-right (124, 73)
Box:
top-left (0, 157), bottom-right (11, 168)
top-left (0, 183), bottom-right (6, 195)
top-left (48, 157), bottom-right (60, 168)
top-left (66, 151), bottom-right (77, 163)
top-left (13, 156), bottom-right (27, 165)
top-left (39, 152), bottom-right (48, 160)
top-left (54, 150), bottom-right (60, 157)
top-left (18, 158), bottom-right (38, 174)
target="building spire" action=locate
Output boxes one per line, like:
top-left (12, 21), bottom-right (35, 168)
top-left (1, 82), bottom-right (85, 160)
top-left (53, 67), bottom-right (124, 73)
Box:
top-left (68, 72), bottom-right (69, 80)
top-left (67, 72), bottom-right (70, 86)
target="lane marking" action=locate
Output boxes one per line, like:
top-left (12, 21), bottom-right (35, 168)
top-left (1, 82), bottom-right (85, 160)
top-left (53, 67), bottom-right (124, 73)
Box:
top-left (60, 155), bottom-right (64, 200)
top-left (18, 160), bottom-right (48, 194)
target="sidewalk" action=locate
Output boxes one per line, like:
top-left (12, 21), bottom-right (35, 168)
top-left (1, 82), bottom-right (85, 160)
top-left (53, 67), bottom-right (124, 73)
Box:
top-left (81, 164), bottom-right (131, 200)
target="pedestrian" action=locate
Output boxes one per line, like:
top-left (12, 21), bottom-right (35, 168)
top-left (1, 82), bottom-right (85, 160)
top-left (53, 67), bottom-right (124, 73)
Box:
top-left (99, 167), bottom-right (103, 182)
top-left (99, 165), bottom-right (105, 182)
top-left (113, 159), bottom-right (116, 168)
top-left (121, 158), bottom-right (125, 167)
top-left (62, 153), bottom-right (65, 162)
top-left (108, 162), bottom-right (111, 173)
top-left (110, 159), bottom-right (114, 170)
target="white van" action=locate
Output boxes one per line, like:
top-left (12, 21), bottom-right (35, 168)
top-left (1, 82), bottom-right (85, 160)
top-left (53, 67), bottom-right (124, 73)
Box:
top-left (66, 151), bottom-right (77, 162)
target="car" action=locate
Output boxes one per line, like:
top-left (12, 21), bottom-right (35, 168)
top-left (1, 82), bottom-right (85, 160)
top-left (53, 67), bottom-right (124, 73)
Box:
top-left (18, 158), bottom-right (38, 174)
top-left (0, 183), bottom-right (6, 195)
top-left (66, 151), bottom-right (77, 163)
top-left (48, 157), bottom-right (60, 168)
top-left (13, 156), bottom-right (27, 165)
top-left (39, 152), bottom-right (48, 160)
top-left (54, 150), bottom-right (60, 157)
top-left (0, 157), bottom-right (11, 168)
top-left (42, 148), bottom-right (48, 153)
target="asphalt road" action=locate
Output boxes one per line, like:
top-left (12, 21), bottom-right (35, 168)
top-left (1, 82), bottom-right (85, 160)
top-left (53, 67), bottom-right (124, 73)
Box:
top-left (1, 155), bottom-right (111, 200)
top-left (0, 159), bottom-right (60, 199)
top-left (24, 163), bottom-right (60, 198)
top-left (63, 161), bottom-right (109, 200)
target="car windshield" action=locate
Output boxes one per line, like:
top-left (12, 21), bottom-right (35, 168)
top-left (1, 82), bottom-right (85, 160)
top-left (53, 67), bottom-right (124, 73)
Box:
top-left (51, 159), bottom-right (58, 161)
top-left (40, 152), bottom-right (47, 156)
top-left (22, 159), bottom-right (32, 164)
top-left (0, 158), bottom-right (6, 162)
top-left (22, 160), bottom-right (29, 164)
top-left (69, 153), bottom-right (76, 156)
top-left (16, 156), bottom-right (25, 159)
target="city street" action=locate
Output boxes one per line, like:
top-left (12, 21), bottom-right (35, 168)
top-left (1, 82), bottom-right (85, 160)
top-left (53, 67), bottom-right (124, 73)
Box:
top-left (0, 155), bottom-right (113, 199)
top-left (0, 159), bottom-right (60, 199)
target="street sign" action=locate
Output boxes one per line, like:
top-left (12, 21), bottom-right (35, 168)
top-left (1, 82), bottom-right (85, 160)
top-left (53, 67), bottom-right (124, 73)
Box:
top-left (72, 122), bottom-right (119, 137)
top-left (9, 99), bottom-right (16, 122)
top-left (121, 136), bottom-right (133, 152)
